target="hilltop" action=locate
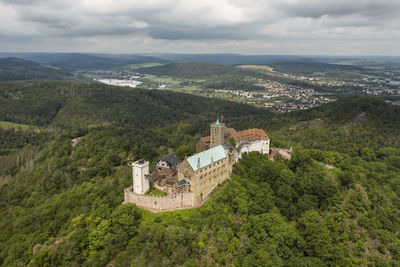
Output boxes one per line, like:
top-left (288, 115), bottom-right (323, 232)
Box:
top-left (0, 53), bottom-right (165, 72)
top-left (0, 58), bottom-right (72, 81)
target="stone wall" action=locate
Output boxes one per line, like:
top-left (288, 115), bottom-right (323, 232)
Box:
top-left (196, 139), bottom-right (209, 153)
top-left (123, 186), bottom-right (197, 212)
top-left (269, 147), bottom-right (292, 160)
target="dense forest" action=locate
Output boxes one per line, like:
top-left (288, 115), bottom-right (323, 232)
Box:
top-left (0, 58), bottom-right (72, 81)
top-left (0, 81), bottom-right (267, 129)
top-left (0, 80), bottom-right (400, 266)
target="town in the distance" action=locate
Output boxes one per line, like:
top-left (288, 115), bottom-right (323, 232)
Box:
top-left (91, 58), bottom-right (400, 113)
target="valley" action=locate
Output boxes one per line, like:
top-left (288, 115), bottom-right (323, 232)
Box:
top-left (0, 53), bottom-right (400, 266)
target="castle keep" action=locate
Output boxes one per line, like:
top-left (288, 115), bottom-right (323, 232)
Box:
top-left (196, 118), bottom-right (270, 160)
top-left (124, 118), bottom-right (269, 212)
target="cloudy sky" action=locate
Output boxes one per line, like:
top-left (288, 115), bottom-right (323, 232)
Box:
top-left (0, 0), bottom-right (399, 55)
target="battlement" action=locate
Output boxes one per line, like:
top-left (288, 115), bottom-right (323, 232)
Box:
top-left (123, 186), bottom-right (198, 212)
top-left (132, 159), bottom-right (149, 167)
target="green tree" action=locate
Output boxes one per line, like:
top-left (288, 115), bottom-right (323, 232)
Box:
top-left (176, 144), bottom-right (195, 160)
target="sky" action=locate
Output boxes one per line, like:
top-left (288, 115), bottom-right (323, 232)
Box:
top-left (0, 0), bottom-right (399, 55)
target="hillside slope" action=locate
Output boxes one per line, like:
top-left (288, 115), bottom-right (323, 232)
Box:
top-left (0, 88), bottom-right (400, 266)
top-left (271, 62), bottom-right (366, 74)
top-left (0, 81), bottom-right (268, 128)
top-left (137, 62), bottom-right (267, 91)
top-left (0, 58), bottom-right (72, 81)
top-left (136, 62), bottom-right (266, 79)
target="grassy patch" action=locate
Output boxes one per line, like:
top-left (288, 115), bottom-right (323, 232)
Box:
top-left (238, 65), bottom-right (274, 72)
top-left (0, 121), bottom-right (39, 131)
top-left (128, 63), bottom-right (165, 69)
top-left (145, 188), bottom-right (167, 197)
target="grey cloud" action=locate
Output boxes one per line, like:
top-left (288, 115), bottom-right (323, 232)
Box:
top-left (0, 0), bottom-right (399, 55)
top-left (147, 24), bottom-right (258, 40)
top-left (276, 0), bottom-right (400, 19)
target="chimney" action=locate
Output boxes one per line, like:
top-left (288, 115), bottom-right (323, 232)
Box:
top-left (211, 157), bottom-right (213, 164)
top-left (197, 158), bottom-right (200, 169)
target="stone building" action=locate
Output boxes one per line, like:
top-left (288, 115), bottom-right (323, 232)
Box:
top-left (154, 152), bottom-right (181, 184)
top-left (196, 119), bottom-right (236, 153)
top-left (196, 136), bottom-right (211, 153)
top-left (124, 144), bottom-right (235, 212)
top-left (131, 159), bottom-right (150, 195)
top-left (196, 118), bottom-right (270, 159)
top-left (230, 128), bottom-right (270, 160)
top-left (177, 143), bottom-right (236, 204)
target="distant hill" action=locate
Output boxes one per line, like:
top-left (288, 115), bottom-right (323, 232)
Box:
top-left (271, 62), bottom-right (367, 74)
top-left (0, 81), bottom-right (268, 128)
top-left (136, 62), bottom-right (246, 79)
top-left (137, 62), bottom-right (268, 91)
top-left (0, 53), bottom-right (166, 72)
top-left (0, 57), bottom-right (72, 81)
top-left (144, 53), bottom-right (323, 65)
top-left (47, 53), bottom-right (166, 71)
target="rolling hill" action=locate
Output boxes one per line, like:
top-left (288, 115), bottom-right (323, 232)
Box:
top-left (0, 58), bottom-right (72, 81)
top-left (136, 62), bottom-right (248, 79)
top-left (270, 62), bottom-right (367, 75)
top-left (0, 81), bottom-right (268, 128)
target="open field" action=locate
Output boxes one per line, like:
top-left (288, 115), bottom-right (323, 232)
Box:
top-left (238, 65), bottom-right (274, 72)
top-left (0, 121), bottom-right (33, 130)
top-left (127, 62), bottom-right (165, 70)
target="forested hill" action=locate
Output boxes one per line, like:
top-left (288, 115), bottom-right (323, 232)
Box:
top-left (276, 95), bottom-right (400, 128)
top-left (137, 62), bottom-right (267, 91)
top-left (1, 81), bottom-right (400, 266)
top-left (0, 81), bottom-right (267, 129)
top-left (0, 58), bottom-right (72, 81)
top-left (270, 62), bottom-right (366, 74)
top-left (136, 62), bottom-right (260, 79)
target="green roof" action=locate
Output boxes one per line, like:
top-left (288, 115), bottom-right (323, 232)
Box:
top-left (215, 118), bottom-right (220, 125)
top-left (187, 145), bottom-right (226, 172)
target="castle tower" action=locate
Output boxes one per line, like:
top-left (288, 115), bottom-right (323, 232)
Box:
top-left (132, 159), bottom-right (150, 195)
top-left (210, 118), bottom-right (225, 148)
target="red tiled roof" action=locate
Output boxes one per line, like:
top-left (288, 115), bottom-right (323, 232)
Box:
top-left (201, 136), bottom-right (211, 143)
top-left (230, 128), bottom-right (269, 142)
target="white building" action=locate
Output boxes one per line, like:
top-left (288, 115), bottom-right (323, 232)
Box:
top-left (132, 159), bottom-right (150, 195)
top-left (230, 128), bottom-right (270, 160)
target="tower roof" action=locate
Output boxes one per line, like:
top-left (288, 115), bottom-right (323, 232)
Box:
top-left (215, 118), bottom-right (220, 126)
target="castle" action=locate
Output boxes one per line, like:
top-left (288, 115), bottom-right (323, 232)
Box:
top-left (123, 118), bottom-right (270, 212)
top-left (196, 118), bottom-right (270, 160)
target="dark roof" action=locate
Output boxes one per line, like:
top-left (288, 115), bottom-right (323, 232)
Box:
top-left (161, 152), bottom-right (181, 166)
top-left (176, 179), bottom-right (191, 187)
top-left (223, 143), bottom-right (235, 154)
